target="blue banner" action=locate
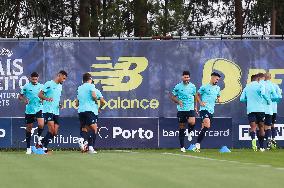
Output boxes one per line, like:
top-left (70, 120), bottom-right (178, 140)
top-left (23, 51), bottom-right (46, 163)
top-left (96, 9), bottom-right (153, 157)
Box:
top-left (159, 118), bottom-right (232, 148)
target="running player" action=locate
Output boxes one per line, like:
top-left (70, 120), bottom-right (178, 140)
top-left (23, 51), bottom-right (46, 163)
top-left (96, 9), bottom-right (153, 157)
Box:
top-left (38, 70), bottom-right (67, 153)
top-left (263, 72), bottom-right (279, 149)
top-left (170, 71), bottom-right (197, 152)
top-left (240, 74), bottom-right (268, 151)
top-left (18, 72), bottom-right (44, 154)
top-left (76, 73), bottom-right (105, 154)
top-left (271, 81), bottom-right (282, 148)
top-left (193, 72), bottom-right (221, 152)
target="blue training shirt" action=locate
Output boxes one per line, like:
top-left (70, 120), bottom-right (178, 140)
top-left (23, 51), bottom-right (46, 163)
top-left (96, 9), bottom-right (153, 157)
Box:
top-left (263, 80), bottom-right (278, 115)
top-left (172, 82), bottom-right (196, 111)
top-left (77, 83), bottom-right (103, 115)
top-left (20, 82), bottom-right (43, 114)
top-left (240, 81), bottom-right (269, 114)
top-left (272, 82), bottom-right (282, 114)
top-left (198, 83), bottom-right (220, 114)
top-left (42, 80), bottom-right (62, 114)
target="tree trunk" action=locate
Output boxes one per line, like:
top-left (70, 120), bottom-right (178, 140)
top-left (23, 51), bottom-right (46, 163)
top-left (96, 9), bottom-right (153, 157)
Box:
top-left (71, 0), bottom-right (77, 37)
top-left (234, 0), bottom-right (243, 35)
top-left (79, 0), bottom-right (90, 37)
top-left (90, 0), bottom-right (100, 37)
top-left (163, 0), bottom-right (169, 36)
top-left (134, 0), bottom-right (148, 37)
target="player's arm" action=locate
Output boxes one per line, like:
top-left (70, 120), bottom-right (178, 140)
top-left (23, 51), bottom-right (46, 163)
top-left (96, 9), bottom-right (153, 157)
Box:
top-left (18, 85), bottom-right (29, 104)
top-left (98, 97), bottom-right (106, 113)
top-left (216, 87), bottom-right (221, 103)
top-left (18, 94), bottom-right (29, 104)
top-left (259, 84), bottom-right (271, 105)
top-left (170, 86), bottom-right (183, 107)
top-left (75, 99), bottom-right (79, 107)
top-left (196, 92), bottom-right (206, 106)
top-left (239, 87), bottom-right (247, 102)
top-left (38, 90), bottom-right (53, 102)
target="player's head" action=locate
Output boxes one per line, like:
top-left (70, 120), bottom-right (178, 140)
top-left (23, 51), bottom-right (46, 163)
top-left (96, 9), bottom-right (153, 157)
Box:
top-left (264, 72), bottom-right (271, 80)
top-left (30, 72), bottom-right (39, 85)
top-left (210, 72), bottom-right (221, 85)
top-left (182, 71), bottom-right (190, 84)
top-left (257, 73), bottom-right (265, 81)
top-left (251, 74), bottom-right (258, 82)
top-left (57, 70), bottom-right (68, 84)
top-left (82, 72), bottom-right (92, 83)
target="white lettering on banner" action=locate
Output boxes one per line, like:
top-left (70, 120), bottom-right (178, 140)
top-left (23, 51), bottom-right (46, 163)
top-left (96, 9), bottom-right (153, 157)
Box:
top-left (239, 124), bottom-right (284, 140)
top-left (0, 129), bottom-right (6, 137)
top-left (98, 127), bottom-right (109, 139)
top-left (113, 127), bottom-right (154, 139)
top-left (162, 129), bottom-right (230, 137)
top-left (20, 126), bottom-right (38, 142)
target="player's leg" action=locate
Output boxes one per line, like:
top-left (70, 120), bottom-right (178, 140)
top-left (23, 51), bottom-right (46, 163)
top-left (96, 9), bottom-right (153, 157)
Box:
top-left (195, 110), bottom-right (211, 152)
top-left (53, 115), bottom-right (60, 136)
top-left (248, 113), bottom-right (257, 151)
top-left (271, 113), bottom-right (277, 148)
top-left (256, 113), bottom-right (265, 151)
top-left (41, 113), bottom-right (55, 152)
top-left (187, 110), bottom-right (196, 142)
top-left (177, 111), bottom-right (187, 152)
top-left (25, 114), bottom-right (35, 154)
top-left (264, 114), bottom-right (273, 149)
top-left (78, 112), bottom-right (88, 152)
top-left (36, 110), bottom-right (44, 147)
top-left (86, 112), bottom-right (98, 154)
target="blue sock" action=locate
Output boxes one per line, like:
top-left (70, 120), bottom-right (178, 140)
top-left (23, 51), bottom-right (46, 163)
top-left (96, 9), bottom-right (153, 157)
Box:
top-left (37, 127), bottom-right (44, 137)
top-left (258, 136), bottom-right (264, 148)
top-left (265, 129), bottom-right (272, 140)
top-left (271, 127), bottom-right (276, 139)
top-left (87, 132), bottom-right (93, 147)
top-left (43, 132), bottom-right (53, 148)
top-left (179, 129), bottom-right (185, 148)
top-left (26, 131), bottom-right (31, 148)
top-left (80, 131), bottom-right (88, 142)
top-left (249, 131), bottom-right (256, 140)
top-left (197, 127), bottom-right (208, 144)
top-left (188, 125), bottom-right (195, 134)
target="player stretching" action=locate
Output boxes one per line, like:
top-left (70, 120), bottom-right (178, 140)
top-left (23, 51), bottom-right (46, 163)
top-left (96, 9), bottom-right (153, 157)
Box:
top-left (271, 80), bottom-right (282, 148)
top-left (263, 73), bottom-right (279, 149)
top-left (193, 72), bottom-right (221, 152)
top-left (38, 70), bottom-right (67, 153)
top-left (19, 72), bottom-right (44, 154)
top-left (240, 74), bottom-right (268, 151)
top-left (76, 73), bottom-right (105, 154)
top-left (170, 71), bottom-right (197, 152)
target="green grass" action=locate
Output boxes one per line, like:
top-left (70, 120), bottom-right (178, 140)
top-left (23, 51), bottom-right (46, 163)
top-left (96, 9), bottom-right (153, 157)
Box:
top-left (1, 149), bottom-right (284, 188)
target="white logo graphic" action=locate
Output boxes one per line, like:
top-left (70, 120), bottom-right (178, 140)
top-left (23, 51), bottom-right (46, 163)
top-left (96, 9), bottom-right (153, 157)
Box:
top-left (0, 48), bottom-right (13, 57)
top-left (98, 126), bottom-right (109, 139)
top-left (113, 127), bottom-right (153, 139)
top-left (239, 124), bottom-right (284, 140)
top-left (20, 127), bottom-right (38, 142)
top-left (0, 129), bottom-right (6, 138)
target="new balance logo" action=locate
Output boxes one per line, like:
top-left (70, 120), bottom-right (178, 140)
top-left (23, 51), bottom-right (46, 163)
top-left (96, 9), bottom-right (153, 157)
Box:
top-left (90, 57), bottom-right (148, 91)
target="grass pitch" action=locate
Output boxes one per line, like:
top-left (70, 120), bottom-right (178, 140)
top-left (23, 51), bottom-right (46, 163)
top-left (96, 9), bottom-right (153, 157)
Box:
top-left (0, 149), bottom-right (284, 188)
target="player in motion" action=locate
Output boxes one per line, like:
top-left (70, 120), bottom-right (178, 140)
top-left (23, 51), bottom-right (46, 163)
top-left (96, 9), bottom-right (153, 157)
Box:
top-left (38, 70), bottom-right (67, 153)
top-left (193, 72), bottom-right (221, 152)
top-left (19, 72), bottom-right (45, 154)
top-left (170, 71), bottom-right (197, 152)
top-left (76, 73), bottom-right (105, 154)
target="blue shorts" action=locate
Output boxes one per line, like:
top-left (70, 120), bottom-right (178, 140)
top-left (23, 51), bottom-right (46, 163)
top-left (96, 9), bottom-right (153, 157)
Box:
top-left (177, 110), bottom-right (195, 123)
top-left (272, 113), bottom-right (277, 124)
top-left (44, 113), bottom-right (60, 125)
top-left (25, 110), bottom-right (43, 124)
top-left (79, 111), bottom-right (98, 127)
top-left (248, 112), bottom-right (265, 124)
top-left (200, 110), bottom-right (213, 121)
top-left (264, 114), bottom-right (272, 126)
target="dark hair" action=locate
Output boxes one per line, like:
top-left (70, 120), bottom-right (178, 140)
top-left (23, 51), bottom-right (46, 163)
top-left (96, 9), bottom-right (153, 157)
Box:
top-left (251, 74), bottom-right (257, 81)
top-left (257, 73), bottom-right (265, 78)
top-left (83, 73), bottom-right (92, 82)
top-left (58, 70), bottom-right (68, 77)
top-left (211, 72), bottom-right (221, 78)
top-left (182, 71), bottom-right (190, 76)
top-left (30, 72), bottom-right (39, 77)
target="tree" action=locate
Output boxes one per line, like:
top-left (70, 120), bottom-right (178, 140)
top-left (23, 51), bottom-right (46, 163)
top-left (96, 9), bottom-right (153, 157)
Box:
top-left (133, 0), bottom-right (148, 36)
top-left (234, 0), bottom-right (243, 35)
top-left (79, 0), bottom-right (90, 36)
